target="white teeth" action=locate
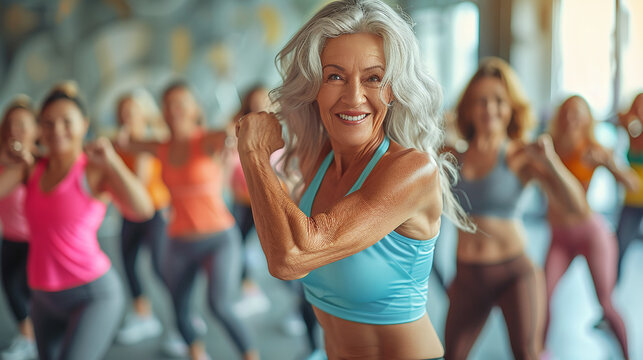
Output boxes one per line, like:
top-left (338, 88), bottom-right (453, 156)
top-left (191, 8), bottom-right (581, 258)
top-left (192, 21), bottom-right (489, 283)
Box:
top-left (338, 113), bottom-right (367, 121)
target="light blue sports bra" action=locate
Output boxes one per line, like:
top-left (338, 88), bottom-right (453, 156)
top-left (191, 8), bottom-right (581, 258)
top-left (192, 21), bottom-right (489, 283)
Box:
top-left (298, 137), bottom-right (438, 325)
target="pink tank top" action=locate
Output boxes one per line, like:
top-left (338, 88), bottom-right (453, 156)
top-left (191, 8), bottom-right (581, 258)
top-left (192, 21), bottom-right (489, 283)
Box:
top-left (25, 153), bottom-right (110, 291)
top-left (0, 168), bottom-right (29, 241)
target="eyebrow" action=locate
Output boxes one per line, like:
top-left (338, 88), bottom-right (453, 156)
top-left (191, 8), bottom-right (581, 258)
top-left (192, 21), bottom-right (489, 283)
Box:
top-left (322, 64), bottom-right (385, 72)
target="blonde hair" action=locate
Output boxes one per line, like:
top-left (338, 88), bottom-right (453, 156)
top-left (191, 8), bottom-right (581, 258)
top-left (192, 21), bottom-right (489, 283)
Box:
top-left (116, 88), bottom-right (167, 139)
top-left (273, 0), bottom-right (473, 231)
top-left (456, 57), bottom-right (534, 142)
top-left (548, 95), bottom-right (598, 147)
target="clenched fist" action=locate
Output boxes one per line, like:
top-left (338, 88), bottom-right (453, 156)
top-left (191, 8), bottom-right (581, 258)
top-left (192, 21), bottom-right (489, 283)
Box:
top-left (236, 111), bottom-right (285, 156)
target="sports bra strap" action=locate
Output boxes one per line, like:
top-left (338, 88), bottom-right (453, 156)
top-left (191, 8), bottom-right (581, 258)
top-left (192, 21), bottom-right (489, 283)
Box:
top-left (348, 137), bottom-right (390, 194)
top-left (300, 137), bottom-right (390, 215)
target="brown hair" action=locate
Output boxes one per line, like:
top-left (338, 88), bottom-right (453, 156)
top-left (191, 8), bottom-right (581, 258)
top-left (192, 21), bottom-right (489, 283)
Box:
top-left (455, 57), bottom-right (534, 141)
top-left (161, 80), bottom-right (204, 127)
top-left (1, 95), bottom-right (35, 143)
top-left (236, 85), bottom-right (270, 118)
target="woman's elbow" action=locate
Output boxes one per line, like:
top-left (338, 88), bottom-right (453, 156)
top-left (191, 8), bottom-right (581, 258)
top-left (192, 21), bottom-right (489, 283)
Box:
top-left (140, 203), bottom-right (155, 221)
top-left (266, 257), bottom-right (307, 281)
top-left (127, 199), bottom-right (155, 222)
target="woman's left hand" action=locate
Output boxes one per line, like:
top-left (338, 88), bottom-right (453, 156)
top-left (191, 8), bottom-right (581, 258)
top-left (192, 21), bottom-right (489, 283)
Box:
top-left (85, 137), bottom-right (120, 171)
top-left (236, 111), bottom-right (285, 156)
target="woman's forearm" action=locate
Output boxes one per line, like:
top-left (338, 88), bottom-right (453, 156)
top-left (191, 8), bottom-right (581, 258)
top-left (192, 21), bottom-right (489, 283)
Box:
top-left (239, 149), bottom-right (315, 280)
top-left (117, 138), bottom-right (159, 156)
top-left (544, 156), bottom-right (590, 215)
top-left (105, 156), bottom-right (154, 222)
top-left (604, 157), bottom-right (640, 192)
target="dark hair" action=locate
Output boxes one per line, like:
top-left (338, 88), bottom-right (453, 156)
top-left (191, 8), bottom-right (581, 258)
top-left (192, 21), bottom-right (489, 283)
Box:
top-left (162, 80), bottom-right (191, 100)
top-left (237, 84), bottom-right (269, 117)
top-left (40, 81), bottom-right (88, 117)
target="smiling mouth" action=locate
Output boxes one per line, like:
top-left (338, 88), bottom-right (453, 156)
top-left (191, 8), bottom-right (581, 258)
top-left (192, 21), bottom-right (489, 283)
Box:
top-left (338, 113), bottom-right (368, 122)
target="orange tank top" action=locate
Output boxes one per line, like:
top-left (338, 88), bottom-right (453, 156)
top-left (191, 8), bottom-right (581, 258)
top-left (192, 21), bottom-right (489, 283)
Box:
top-left (158, 133), bottom-right (234, 238)
top-left (561, 147), bottom-right (597, 191)
top-left (119, 151), bottom-right (171, 210)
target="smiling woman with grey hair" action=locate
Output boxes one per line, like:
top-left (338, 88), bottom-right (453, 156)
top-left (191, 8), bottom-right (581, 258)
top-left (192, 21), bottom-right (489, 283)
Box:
top-left (236, 0), bottom-right (472, 358)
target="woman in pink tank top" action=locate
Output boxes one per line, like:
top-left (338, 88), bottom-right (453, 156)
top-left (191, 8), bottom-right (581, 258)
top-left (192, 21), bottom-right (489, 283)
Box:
top-left (118, 81), bottom-right (258, 360)
top-left (0, 82), bottom-right (154, 360)
top-left (0, 95), bottom-right (38, 359)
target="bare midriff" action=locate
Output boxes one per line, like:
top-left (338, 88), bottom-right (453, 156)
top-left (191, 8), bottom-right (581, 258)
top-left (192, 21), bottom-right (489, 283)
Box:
top-left (547, 201), bottom-right (593, 228)
top-left (457, 216), bottom-right (527, 264)
top-left (314, 307), bottom-right (444, 359)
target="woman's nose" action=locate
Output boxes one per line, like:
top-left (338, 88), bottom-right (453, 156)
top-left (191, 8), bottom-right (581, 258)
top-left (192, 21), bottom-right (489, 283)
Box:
top-left (341, 79), bottom-right (366, 106)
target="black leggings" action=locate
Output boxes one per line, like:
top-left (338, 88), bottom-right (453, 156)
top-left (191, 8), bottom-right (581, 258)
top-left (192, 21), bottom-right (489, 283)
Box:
top-left (616, 205), bottom-right (643, 282)
top-left (31, 269), bottom-right (125, 360)
top-left (163, 227), bottom-right (254, 353)
top-left (1, 238), bottom-right (30, 322)
top-left (445, 255), bottom-right (545, 360)
top-left (120, 210), bottom-right (167, 298)
top-left (232, 202), bottom-right (254, 282)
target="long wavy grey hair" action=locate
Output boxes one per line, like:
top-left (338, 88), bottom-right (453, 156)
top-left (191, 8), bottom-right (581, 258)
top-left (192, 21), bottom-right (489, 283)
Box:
top-left (272, 0), bottom-right (474, 232)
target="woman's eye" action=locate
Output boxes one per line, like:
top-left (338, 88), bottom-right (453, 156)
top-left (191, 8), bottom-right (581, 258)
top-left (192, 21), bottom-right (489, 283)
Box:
top-left (327, 74), bottom-right (342, 81)
top-left (367, 75), bottom-right (381, 82)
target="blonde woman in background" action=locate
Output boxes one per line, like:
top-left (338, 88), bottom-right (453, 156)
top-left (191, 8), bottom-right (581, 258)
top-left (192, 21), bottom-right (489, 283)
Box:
top-left (545, 95), bottom-right (634, 359)
top-left (445, 57), bottom-right (588, 360)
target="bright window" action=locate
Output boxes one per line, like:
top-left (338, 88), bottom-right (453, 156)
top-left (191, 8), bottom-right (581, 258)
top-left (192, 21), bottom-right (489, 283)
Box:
top-left (554, 0), bottom-right (615, 119)
top-left (412, 2), bottom-right (479, 109)
top-left (621, 0), bottom-right (643, 104)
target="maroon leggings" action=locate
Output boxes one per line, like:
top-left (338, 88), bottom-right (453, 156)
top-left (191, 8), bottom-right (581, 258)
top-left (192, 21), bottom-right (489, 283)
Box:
top-left (545, 213), bottom-right (628, 358)
top-left (445, 254), bottom-right (545, 360)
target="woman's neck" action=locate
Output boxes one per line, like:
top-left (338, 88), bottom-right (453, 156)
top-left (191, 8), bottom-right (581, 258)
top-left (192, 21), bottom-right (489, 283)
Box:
top-left (329, 134), bottom-right (385, 180)
top-left (471, 130), bottom-right (507, 153)
top-left (48, 148), bottom-right (82, 170)
top-left (170, 127), bottom-right (199, 143)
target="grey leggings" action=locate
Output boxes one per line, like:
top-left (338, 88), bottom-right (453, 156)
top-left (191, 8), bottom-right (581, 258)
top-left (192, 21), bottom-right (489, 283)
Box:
top-left (31, 268), bottom-right (125, 360)
top-left (164, 227), bottom-right (253, 353)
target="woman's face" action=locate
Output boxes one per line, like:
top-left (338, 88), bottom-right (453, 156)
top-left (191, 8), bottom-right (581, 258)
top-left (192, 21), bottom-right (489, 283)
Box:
top-left (118, 98), bottom-right (146, 139)
top-left (6, 108), bottom-right (38, 146)
top-left (557, 97), bottom-right (591, 138)
top-left (468, 77), bottom-right (513, 137)
top-left (316, 32), bottom-right (392, 149)
top-left (39, 99), bottom-right (87, 155)
top-left (162, 87), bottom-right (200, 137)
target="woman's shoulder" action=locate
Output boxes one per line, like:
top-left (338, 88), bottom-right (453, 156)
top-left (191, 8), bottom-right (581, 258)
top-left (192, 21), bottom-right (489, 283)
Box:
top-left (379, 142), bottom-right (438, 185)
